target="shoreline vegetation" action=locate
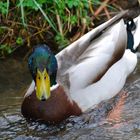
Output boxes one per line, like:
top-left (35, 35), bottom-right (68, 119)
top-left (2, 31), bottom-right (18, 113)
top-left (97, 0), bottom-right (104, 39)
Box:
top-left (0, 0), bottom-right (139, 58)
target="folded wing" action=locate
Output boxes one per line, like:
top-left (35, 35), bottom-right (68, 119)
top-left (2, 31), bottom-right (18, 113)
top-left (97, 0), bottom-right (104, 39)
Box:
top-left (56, 13), bottom-right (127, 94)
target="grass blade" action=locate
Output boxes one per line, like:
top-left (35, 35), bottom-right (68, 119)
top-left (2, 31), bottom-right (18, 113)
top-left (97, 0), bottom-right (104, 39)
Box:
top-left (32, 0), bottom-right (58, 33)
top-left (6, 0), bottom-right (9, 17)
top-left (19, 0), bottom-right (26, 27)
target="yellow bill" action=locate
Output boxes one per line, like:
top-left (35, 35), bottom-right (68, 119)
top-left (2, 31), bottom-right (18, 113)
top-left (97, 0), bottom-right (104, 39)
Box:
top-left (36, 68), bottom-right (50, 101)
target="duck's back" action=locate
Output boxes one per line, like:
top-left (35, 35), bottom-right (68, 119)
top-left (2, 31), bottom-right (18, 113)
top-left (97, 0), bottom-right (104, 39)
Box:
top-left (56, 13), bottom-right (139, 112)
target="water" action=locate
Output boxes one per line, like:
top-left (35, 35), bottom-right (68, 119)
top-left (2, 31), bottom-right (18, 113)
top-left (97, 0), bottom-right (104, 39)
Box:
top-left (1, 57), bottom-right (140, 140)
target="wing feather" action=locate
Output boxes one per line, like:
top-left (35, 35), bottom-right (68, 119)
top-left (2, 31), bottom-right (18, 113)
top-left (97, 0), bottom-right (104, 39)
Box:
top-left (57, 17), bottom-right (127, 93)
top-left (56, 11), bottom-right (127, 80)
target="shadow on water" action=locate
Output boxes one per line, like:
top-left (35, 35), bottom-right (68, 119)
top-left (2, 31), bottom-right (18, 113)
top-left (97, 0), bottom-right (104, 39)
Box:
top-left (1, 57), bottom-right (140, 140)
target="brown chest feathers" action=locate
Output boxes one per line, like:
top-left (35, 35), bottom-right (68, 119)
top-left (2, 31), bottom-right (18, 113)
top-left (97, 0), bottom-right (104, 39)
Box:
top-left (21, 86), bottom-right (82, 124)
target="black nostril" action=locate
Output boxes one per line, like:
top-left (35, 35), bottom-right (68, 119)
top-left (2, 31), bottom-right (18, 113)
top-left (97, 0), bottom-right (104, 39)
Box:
top-left (41, 96), bottom-right (46, 101)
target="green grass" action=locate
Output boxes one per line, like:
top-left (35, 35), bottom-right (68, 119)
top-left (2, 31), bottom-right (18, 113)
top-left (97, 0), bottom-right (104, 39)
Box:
top-left (0, 0), bottom-right (117, 57)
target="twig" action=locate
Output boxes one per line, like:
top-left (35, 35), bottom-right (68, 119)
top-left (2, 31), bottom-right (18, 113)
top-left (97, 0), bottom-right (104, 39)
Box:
top-left (104, 7), bottom-right (111, 19)
top-left (99, 11), bottom-right (119, 17)
top-left (7, 20), bottom-right (41, 30)
top-left (70, 18), bottom-right (87, 42)
top-left (110, 0), bottom-right (117, 4)
top-left (0, 34), bottom-right (9, 44)
top-left (9, 26), bottom-right (50, 55)
top-left (89, 0), bottom-right (94, 15)
top-left (56, 11), bottom-right (63, 36)
top-left (112, 3), bottom-right (123, 11)
top-left (65, 8), bottom-right (71, 32)
top-left (94, 0), bottom-right (110, 17)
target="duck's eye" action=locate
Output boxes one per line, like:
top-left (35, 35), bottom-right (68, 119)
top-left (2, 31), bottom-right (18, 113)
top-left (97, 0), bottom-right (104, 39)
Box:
top-left (44, 76), bottom-right (46, 80)
top-left (38, 76), bottom-right (40, 80)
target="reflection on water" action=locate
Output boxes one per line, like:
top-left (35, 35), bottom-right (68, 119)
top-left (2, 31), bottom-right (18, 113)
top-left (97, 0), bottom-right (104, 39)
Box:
top-left (0, 58), bottom-right (140, 140)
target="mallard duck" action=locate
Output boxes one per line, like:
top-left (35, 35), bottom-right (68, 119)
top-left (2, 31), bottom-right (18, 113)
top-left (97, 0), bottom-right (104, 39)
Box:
top-left (21, 11), bottom-right (140, 124)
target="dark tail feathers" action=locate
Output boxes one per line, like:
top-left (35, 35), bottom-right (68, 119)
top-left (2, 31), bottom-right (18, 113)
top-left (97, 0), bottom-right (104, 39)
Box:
top-left (126, 19), bottom-right (138, 53)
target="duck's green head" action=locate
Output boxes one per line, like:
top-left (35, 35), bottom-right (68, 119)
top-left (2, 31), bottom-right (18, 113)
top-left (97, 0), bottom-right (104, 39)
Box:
top-left (28, 44), bottom-right (57, 101)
